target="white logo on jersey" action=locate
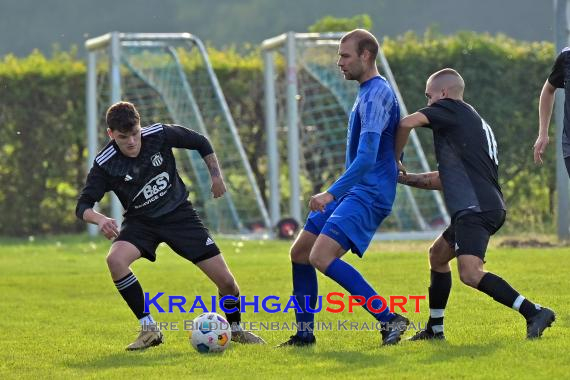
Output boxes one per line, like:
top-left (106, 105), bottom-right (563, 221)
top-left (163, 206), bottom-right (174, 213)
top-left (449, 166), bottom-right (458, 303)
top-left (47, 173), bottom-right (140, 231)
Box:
top-left (206, 237), bottom-right (215, 246)
top-left (151, 153), bottom-right (163, 167)
top-left (134, 172), bottom-right (170, 201)
top-left (455, 243), bottom-right (459, 252)
top-left (124, 174), bottom-right (133, 182)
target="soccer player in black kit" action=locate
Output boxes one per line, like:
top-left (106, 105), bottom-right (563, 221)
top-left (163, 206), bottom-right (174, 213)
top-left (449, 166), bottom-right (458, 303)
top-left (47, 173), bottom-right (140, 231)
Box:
top-left (534, 47), bottom-right (570, 173)
top-left (76, 101), bottom-right (264, 350)
top-left (395, 68), bottom-right (555, 341)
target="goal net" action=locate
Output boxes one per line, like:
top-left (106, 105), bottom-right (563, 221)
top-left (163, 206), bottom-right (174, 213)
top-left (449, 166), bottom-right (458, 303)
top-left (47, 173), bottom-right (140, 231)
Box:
top-left (262, 32), bottom-right (449, 239)
top-left (85, 33), bottom-right (269, 235)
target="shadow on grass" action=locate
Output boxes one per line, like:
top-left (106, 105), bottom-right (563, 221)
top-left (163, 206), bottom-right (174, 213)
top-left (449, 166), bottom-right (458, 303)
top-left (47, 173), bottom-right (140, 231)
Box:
top-left (281, 339), bottom-right (502, 368)
top-left (284, 345), bottom-right (391, 368)
top-left (413, 340), bottom-right (502, 363)
top-left (64, 350), bottom-right (187, 370)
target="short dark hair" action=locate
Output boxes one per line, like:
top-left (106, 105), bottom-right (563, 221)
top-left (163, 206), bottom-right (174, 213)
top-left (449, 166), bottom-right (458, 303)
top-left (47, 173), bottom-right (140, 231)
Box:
top-left (340, 29), bottom-right (379, 61)
top-left (105, 101), bottom-right (140, 132)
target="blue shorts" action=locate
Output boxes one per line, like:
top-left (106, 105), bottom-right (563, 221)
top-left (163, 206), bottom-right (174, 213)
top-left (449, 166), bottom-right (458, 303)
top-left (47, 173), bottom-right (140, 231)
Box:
top-left (304, 196), bottom-right (391, 257)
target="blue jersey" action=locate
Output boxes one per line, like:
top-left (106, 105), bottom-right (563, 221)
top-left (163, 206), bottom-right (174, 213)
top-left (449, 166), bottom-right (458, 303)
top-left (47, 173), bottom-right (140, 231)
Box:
top-left (327, 76), bottom-right (400, 210)
top-left (304, 76), bottom-right (399, 255)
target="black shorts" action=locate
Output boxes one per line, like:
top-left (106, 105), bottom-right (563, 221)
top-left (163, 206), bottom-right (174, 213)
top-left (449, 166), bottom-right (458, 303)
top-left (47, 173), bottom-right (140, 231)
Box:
top-left (442, 209), bottom-right (506, 260)
top-left (115, 201), bottom-right (220, 264)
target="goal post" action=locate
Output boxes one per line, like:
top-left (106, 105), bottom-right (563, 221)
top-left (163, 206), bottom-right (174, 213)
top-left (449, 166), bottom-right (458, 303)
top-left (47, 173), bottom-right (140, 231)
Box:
top-left (85, 32), bottom-right (270, 236)
top-left (262, 32), bottom-right (450, 240)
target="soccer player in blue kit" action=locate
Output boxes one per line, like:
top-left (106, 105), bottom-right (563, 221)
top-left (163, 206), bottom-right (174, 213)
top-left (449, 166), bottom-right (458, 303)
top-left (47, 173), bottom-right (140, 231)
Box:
top-left (278, 29), bottom-right (409, 347)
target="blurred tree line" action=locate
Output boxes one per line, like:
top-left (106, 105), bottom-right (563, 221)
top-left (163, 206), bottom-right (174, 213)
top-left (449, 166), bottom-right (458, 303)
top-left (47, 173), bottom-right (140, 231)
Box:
top-left (0, 31), bottom-right (557, 236)
top-left (0, 0), bottom-right (551, 57)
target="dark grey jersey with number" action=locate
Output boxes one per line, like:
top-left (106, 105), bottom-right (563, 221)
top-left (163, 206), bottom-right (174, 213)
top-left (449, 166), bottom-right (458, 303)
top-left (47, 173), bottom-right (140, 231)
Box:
top-left (418, 99), bottom-right (505, 218)
top-left (75, 123), bottom-right (213, 220)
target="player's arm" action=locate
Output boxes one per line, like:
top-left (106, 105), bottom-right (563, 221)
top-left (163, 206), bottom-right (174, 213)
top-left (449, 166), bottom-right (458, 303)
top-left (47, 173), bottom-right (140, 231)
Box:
top-left (328, 133), bottom-right (379, 191)
top-left (394, 112), bottom-right (430, 171)
top-left (398, 171), bottom-right (442, 191)
top-left (203, 153), bottom-right (227, 198)
top-left (75, 164), bottom-right (119, 240)
top-left (82, 209), bottom-right (119, 240)
top-left (536, 51), bottom-right (565, 164)
top-left (311, 90), bottom-right (391, 212)
top-left (310, 132), bottom-right (380, 211)
top-left (164, 125), bottom-right (226, 198)
top-left (534, 80), bottom-right (556, 164)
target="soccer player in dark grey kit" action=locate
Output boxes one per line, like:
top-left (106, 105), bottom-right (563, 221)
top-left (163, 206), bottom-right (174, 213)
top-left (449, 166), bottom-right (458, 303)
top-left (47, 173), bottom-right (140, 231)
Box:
top-left (396, 68), bottom-right (555, 341)
top-left (76, 101), bottom-right (264, 350)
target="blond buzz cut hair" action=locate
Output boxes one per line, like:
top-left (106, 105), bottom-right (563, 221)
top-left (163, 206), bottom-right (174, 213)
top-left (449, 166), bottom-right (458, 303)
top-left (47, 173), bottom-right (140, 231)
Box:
top-left (428, 68), bottom-right (465, 98)
top-left (340, 29), bottom-right (379, 61)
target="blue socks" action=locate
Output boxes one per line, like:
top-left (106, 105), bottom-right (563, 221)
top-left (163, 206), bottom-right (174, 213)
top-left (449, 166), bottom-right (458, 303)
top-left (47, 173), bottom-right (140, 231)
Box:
top-left (325, 257), bottom-right (395, 322)
top-left (292, 262), bottom-right (318, 339)
top-left (291, 258), bottom-right (394, 340)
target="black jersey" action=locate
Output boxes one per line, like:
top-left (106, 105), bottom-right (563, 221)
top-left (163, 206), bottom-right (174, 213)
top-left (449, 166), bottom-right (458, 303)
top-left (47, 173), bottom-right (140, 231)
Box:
top-left (75, 123), bottom-right (213, 220)
top-left (418, 99), bottom-right (505, 218)
top-left (547, 47), bottom-right (570, 158)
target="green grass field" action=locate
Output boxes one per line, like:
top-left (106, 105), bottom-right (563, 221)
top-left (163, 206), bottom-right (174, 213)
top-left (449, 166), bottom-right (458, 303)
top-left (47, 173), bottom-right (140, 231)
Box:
top-left (1, 234), bottom-right (568, 379)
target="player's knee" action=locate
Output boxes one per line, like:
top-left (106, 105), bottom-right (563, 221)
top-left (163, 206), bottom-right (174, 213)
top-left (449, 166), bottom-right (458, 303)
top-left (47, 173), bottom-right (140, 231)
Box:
top-left (458, 267), bottom-right (480, 288)
top-left (290, 244), bottom-right (310, 264)
top-left (308, 251), bottom-right (330, 272)
top-left (428, 244), bottom-right (447, 268)
top-left (106, 251), bottom-right (127, 271)
top-left (307, 252), bottom-right (320, 270)
top-left (428, 244), bottom-right (437, 262)
top-left (217, 274), bottom-right (239, 296)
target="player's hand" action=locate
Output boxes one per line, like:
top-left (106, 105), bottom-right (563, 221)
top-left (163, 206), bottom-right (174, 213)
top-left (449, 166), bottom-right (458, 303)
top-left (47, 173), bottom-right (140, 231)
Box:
top-left (397, 171), bottom-right (408, 185)
top-left (397, 160), bottom-right (407, 175)
top-left (211, 177), bottom-right (227, 198)
top-left (533, 134), bottom-right (549, 165)
top-left (309, 192), bottom-right (334, 212)
top-left (397, 160), bottom-right (408, 185)
top-left (97, 216), bottom-right (119, 240)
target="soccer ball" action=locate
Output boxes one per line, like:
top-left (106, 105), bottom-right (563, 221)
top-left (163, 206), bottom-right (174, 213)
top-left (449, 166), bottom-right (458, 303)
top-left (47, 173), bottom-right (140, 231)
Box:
top-left (190, 312), bottom-right (232, 353)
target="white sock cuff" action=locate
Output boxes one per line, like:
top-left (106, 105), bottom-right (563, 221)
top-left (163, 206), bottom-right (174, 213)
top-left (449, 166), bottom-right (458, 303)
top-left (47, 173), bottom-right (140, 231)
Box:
top-left (115, 273), bottom-right (138, 291)
top-left (430, 308), bottom-right (445, 318)
top-left (431, 325), bottom-right (444, 334)
top-left (139, 315), bottom-right (156, 326)
top-left (512, 295), bottom-right (525, 311)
